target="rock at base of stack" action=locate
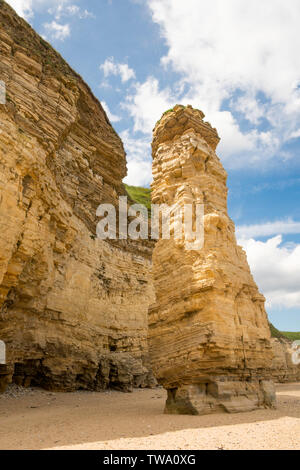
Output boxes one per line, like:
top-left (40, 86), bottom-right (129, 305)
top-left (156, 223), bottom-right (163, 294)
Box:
top-left (149, 105), bottom-right (276, 415)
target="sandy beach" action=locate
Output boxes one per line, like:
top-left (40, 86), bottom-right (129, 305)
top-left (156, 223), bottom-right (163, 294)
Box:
top-left (0, 382), bottom-right (299, 450)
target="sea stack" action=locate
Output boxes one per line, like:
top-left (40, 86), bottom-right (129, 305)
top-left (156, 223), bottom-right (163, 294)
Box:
top-left (149, 105), bottom-right (276, 415)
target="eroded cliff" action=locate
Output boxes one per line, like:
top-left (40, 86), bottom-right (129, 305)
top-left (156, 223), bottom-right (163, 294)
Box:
top-left (0, 0), bottom-right (155, 392)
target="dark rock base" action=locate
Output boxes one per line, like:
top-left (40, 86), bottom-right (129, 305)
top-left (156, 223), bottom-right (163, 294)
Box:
top-left (165, 379), bottom-right (276, 415)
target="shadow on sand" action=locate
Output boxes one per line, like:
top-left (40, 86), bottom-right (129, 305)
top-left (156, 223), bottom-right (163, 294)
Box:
top-left (0, 383), bottom-right (299, 450)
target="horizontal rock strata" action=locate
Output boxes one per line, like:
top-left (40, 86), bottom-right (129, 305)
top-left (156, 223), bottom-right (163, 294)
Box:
top-left (149, 105), bottom-right (276, 414)
top-left (271, 338), bottom-right (300, 383)
top-left (0, 1), bottom-right (155, 392)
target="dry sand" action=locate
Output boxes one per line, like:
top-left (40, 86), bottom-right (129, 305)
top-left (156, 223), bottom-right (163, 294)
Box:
top-left (0, 383), bottom-right (299, 450)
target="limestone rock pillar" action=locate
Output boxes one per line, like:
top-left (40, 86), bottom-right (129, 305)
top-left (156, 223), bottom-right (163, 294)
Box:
top-left (149, 105), bottom-right (276, 414)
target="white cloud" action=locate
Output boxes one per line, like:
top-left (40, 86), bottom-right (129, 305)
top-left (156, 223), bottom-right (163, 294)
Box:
top-left (118, 63), bottom-right (136, 83)
top-left (7, 1), bottom-right (94, 41)
top-left (289, 129), bottom-right (300, 140)
top-left (100, 57), bottom-right (136, 83)
top-left (236, 219), bottom-right (300, 239)
top-left (232, 93), bottom-right (265, 126)
top-left (43, 20), bottom-right (70, 40)
top-left (7, 1), bottom-right (70, 19)
top-left (6, 0), bottom-right (34, 19)
top-left (101, 101), bottom-right (121, 123)
top-left (124, 0), bottom-right (300, 168)
top-left (123, 77), bottom-right (174, 134)
top-left (121, 130), bottom-right (152, 187)
top-left (239, 236), bottom-right (300, 309)
top-left (48, 4), bottom-right (95, 20)
top-left (6, 1), bottom-right (93, 25)
top-left (100, 58), bottom-right (116, 77)
top-left (148, 0), bottom-right (300, 106)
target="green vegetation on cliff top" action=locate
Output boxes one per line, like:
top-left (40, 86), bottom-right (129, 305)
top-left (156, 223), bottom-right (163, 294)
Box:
top-left (269, 323), bottom-right (299, 341)
top-left (281, 331), bottom-right (300, 341)
top-left (269, 323), bottom-right (286, 339)
top-left (124, 184), bottom-right (151, 211)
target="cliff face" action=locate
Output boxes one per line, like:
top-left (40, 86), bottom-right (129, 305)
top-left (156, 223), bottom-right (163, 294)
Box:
top-left (149, 105), bottom-right (276, 415)
top-left (0, 1), bottom-right (155, 392)
top-left (271, 339), bottom-right (300, 383)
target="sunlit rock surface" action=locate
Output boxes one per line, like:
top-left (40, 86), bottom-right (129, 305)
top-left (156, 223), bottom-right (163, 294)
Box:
top-left (0, 1), bottom-right (155, 392)
top-left (149, 105), bottom-right (276, 415)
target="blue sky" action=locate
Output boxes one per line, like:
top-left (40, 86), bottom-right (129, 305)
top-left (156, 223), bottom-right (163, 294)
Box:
top-left (6, 0), bottom-right (300, 331)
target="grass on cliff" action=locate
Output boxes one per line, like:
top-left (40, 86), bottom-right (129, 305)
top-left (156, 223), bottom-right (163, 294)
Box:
top-left (269, 323), bottom-right (286, 339)
top-left (124, 184), bottom-right (151, 211)
top-left (281, 331), bottom-right (300, 341)
top-left (269, 323), bottom-right (300, 341)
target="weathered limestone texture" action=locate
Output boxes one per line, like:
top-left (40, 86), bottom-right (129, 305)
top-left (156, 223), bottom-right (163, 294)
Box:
top-left (0, 1), bottom-right (155, 392)
top-left (271, 339), bottom-right (300, 383)
top-left (149, 105), bottom-right (276, 415)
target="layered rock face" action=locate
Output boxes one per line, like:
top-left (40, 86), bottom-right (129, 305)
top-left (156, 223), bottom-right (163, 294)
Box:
top-left (149, 105), bottom-right (276, 414)
top-left (0, 1), bottom-right (155, 392)
top-left (271, 339), bottom-right (300, 383)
